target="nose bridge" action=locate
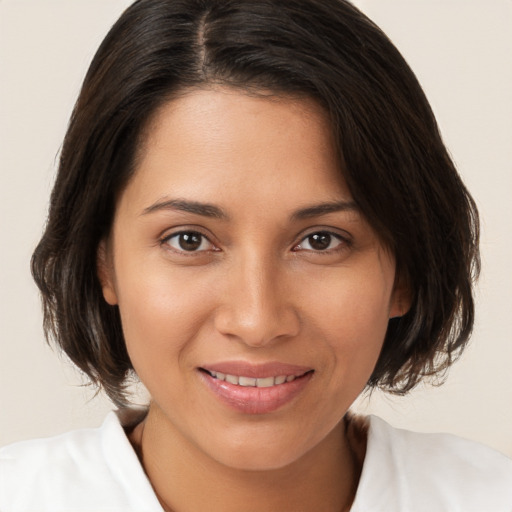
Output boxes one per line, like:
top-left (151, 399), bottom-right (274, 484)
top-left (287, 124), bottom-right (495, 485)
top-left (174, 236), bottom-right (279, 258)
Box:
top-left (215, 249), bottom-right (299, 346)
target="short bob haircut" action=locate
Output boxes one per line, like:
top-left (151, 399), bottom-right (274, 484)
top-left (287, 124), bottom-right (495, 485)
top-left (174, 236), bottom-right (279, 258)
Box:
top-left (32, 0), bottom-right (479, 407)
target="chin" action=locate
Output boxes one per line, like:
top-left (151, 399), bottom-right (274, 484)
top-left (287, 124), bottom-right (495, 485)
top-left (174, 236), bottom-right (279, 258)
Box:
top-left (202, 427), bottom-right (320, 472)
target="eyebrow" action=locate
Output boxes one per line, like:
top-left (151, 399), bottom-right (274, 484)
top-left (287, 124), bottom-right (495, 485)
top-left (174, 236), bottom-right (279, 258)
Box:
top-left (141, 198), bottom-right (228, 219)
top-left (141, 198), bottom-right (358, 221)
top-left (291, 200), bottom-right (359, 220)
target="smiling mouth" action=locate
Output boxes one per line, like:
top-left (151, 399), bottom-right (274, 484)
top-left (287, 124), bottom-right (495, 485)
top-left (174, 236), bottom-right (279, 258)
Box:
top-left (199, 366), bottom-right (314, 414)
top-left (202, 369), bottom-right (312, 388)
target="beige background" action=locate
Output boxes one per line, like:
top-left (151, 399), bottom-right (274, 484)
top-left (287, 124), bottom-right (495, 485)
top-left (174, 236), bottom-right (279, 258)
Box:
top-left (1, 0), bottom-right (511, 456)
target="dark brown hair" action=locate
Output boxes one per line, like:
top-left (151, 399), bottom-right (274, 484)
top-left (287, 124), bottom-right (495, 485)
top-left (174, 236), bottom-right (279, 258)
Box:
top-left (32, 0), bottom-right (479, 406)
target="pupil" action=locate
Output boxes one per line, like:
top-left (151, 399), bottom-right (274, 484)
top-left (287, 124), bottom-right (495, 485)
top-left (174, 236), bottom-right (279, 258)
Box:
top-left (179, 232), bottom-right (202, 251)
top-left (309, 233), bottom-right (331, 250)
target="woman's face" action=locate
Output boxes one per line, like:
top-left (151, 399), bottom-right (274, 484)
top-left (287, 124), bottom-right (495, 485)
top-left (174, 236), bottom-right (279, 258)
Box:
top-left (100, 88), bottom-right (403, 470)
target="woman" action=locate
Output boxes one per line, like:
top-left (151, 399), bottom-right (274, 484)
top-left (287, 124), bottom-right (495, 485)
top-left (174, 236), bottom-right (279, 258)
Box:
top-left (1, 0), bottom-right (511, 510)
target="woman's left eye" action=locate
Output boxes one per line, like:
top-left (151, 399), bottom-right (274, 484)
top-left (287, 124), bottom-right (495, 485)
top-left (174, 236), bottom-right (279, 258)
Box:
top-left (294, 231), bottom-right (346, 252)
top-left (162, 231), bottom-right (214, 253)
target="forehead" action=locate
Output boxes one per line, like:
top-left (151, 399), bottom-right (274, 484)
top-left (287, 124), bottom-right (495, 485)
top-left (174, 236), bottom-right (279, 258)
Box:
top-left (123, 87), bottom-right (352, 215)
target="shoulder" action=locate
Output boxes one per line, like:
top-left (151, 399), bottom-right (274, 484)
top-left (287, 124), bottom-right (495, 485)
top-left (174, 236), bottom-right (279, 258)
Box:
top-left (352, 415), bottom-right (512, 512)
top-left (0, 411), bottom-right (162, 512)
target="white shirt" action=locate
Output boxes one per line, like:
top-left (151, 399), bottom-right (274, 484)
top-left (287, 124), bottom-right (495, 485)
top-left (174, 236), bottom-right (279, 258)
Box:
top-left (1, 412), bottom-right (511, 511)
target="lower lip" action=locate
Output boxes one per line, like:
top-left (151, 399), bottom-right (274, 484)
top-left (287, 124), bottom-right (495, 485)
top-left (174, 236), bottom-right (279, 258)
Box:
top-left (200, 371), bottom-right (313, 415)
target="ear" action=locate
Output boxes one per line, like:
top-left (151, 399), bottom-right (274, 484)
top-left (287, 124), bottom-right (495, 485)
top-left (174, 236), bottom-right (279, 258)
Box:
top-left (97, 239), bottom-right (118, 306)
top-left (389, 272), bottom-right (412, 319)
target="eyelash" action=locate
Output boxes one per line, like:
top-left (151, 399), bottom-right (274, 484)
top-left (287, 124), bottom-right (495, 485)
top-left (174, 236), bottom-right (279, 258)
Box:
top-left (160, 230), bottom-right (218, 254)
top-left (160, 230), bottom-right (351, 255)
top-left (292, 231), bottom-right (349, 254)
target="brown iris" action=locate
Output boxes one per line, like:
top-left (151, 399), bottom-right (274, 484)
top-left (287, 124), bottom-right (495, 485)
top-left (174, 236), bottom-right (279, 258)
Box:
top-left (178, 232), bottom-right (203, 251)
top-left (307, 232), bottom-right (333, 250)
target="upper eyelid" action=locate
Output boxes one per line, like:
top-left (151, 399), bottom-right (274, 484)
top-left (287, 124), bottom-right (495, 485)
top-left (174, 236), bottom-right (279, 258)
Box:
top-left (294, 231), bottom-right (347, 250)
top-left (160, 226), bottom-right (214, 242)
top-left (295, 227), bottom-right (351, 244)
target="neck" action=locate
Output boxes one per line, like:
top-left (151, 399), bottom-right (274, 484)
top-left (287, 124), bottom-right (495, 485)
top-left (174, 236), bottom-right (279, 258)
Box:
top-left (129, 404), bottom-right (363, 512)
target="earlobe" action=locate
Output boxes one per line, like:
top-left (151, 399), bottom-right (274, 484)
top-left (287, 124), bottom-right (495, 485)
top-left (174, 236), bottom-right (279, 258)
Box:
top-left (389, 298), bottom-right (407, 319)
top-left (389, 274), bottom-right (412, 319)
top-left (97, 240), bottom-right (118, 306)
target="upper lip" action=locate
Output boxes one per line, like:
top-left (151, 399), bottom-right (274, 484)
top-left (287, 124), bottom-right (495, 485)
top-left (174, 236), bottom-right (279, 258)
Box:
top-left (200, 361), bottom-right (313, 379)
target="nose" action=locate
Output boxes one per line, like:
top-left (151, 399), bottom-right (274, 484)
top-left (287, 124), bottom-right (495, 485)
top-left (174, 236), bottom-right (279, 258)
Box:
top-left (214, 253), bottom-right (300, 347)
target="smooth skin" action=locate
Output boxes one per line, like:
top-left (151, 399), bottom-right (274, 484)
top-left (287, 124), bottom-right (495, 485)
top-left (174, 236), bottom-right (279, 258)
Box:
top-left (98, 87), bottom-right (407, 512)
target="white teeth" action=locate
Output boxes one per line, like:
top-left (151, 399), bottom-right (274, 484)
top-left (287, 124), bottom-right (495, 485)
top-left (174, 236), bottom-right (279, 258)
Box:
top-left (209, 371), bottom-right (300, 387)
top-left (225, 374), bottom-right (239, 385)
top-left (256, 377), bottom-right (275, 388)
top-left (239, 376), bottom-right (257, 387)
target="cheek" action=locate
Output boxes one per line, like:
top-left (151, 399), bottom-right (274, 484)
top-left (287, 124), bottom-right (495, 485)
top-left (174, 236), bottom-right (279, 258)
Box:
top-left (302, 262), bottom-right (394, 364)
top-left (114, 262), bottom-right (216, 368)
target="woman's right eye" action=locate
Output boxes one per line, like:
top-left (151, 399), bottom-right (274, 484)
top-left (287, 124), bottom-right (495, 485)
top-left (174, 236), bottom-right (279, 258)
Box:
top-left (162, 231), bottom-right (215, 253)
